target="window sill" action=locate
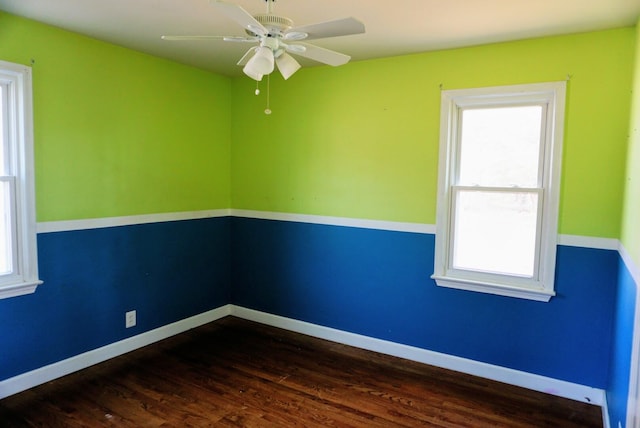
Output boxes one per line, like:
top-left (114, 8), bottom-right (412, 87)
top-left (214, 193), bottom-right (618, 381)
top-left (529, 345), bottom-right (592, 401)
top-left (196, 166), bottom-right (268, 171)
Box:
top-left (0, 280), bottom-right (43, 300)
top-left (432, 275), bottom-right (554, 302)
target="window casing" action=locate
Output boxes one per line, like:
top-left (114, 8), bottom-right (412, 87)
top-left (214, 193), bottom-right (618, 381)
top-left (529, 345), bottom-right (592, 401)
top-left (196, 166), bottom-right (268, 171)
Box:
top-left (0, 60), bottom-right (41, 299)
top-left (432, 82), bottom-right (566, 302)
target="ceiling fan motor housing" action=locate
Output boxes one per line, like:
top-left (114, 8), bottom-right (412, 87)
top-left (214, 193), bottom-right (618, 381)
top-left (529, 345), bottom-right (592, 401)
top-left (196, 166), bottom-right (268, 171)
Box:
top-left (251, 14), bottom-right (293, 37)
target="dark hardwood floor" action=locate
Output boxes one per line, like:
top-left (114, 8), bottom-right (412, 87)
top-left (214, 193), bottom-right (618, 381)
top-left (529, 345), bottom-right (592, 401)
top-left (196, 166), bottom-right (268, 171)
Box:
top-left (0, 316), bottom-right (602, 427)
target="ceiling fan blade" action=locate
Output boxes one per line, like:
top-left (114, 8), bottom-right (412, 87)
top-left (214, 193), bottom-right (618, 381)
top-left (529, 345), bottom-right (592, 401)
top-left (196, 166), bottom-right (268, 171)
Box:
top-left (281, 43), bottom-right (306, 54)
top-left (162, 35), bottom-right (257, 43)
top-left (224, 36), bottom-right (259, 42)
top-left (237, 47), bottom-right (257, 66)
top-left (161, 35), bottom-right (226, 41)
top-left (291, 43), bottom-right (351, 66)
top-left (210, 0), bottom-right (267, 36)
top-left (285, 17), bottom-right (364, 41)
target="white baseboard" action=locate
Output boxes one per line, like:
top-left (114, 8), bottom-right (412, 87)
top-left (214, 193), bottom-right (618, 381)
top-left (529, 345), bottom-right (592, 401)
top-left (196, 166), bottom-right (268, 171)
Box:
top-left (0, 303), bottom-right (606, 415)
top-left (230, 305), bottom-right (605, 406)
top-left (602, 392), bottom-right (612, 428)
top-left (0, 304), bottom-right (232, 399)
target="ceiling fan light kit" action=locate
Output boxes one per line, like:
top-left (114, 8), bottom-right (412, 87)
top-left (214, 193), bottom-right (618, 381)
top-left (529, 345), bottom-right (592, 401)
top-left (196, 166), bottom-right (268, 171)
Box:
top-left (275, 52), bottom-right (301, 80)
top-left (243, 46), bottom-right (274, 80)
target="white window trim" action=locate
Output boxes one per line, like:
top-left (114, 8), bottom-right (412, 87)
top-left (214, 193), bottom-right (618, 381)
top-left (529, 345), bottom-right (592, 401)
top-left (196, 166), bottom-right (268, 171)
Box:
top-left (432, 82), bottom-right (566, 302)
top-left (0, 60), bottom-right (42, 299)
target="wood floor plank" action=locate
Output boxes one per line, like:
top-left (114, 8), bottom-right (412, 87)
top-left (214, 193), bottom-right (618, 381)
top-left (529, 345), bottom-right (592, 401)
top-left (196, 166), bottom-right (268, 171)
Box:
top-left (0, 316), bottom-right (603, 427)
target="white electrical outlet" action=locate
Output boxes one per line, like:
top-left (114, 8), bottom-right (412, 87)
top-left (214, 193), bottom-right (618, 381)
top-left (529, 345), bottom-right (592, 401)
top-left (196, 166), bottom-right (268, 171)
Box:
top-left (125, 310), bottom-right (136, 328)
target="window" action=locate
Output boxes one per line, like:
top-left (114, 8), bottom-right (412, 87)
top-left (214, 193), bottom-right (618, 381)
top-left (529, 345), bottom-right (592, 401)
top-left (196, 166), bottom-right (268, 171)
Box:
top-left (0, 60), bottom-right (41, 299)
top-left (432, 82), bottom-right (566, 301)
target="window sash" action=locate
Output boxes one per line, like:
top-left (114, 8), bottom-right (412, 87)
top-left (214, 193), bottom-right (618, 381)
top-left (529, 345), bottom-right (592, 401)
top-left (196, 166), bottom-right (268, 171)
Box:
top-left (0, 175), bottom-right (17, 281)
top-left (455, 103), bottom-right (548, 189)
top-left (447, 185), bottom-right (544, 287)
top-left (0, 82), bottom-right (8, 176)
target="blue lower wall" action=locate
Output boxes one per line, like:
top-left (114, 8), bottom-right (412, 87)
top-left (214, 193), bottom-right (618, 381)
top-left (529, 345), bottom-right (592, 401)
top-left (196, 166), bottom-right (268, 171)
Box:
top-left (1, 214), bottom-right (628, 401)
top-left (0, 217), bottom-right (231, 381)
top-left (231, 217), bottom-right (618, 388)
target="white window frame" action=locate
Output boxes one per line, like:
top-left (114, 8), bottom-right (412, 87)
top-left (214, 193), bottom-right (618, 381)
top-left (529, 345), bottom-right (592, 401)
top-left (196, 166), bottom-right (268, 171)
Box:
top-left (432, 82), bottom-right (566, 302)
top-left (0, 60), bottom-right (41, 299)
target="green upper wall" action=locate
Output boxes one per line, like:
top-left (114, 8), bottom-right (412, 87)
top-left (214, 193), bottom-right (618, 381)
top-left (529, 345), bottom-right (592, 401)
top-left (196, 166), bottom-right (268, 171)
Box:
top-left (621, 21), bottom-right (640, 263)
top-left (231, 28), bottom-right (635, 238)
top-left (0, 12), bottom-right (232, 222)
top-left (0, 12), bottom-right (635, 239)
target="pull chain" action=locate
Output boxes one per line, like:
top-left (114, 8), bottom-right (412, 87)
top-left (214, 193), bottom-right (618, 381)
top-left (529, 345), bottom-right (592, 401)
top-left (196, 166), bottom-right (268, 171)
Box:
top-left (264, 74), bottom-right (272, 115)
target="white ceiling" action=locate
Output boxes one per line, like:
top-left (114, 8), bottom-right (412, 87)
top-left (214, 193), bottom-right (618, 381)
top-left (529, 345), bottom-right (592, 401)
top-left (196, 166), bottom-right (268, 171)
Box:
top-left (0, 0), bottom-right (638, 77)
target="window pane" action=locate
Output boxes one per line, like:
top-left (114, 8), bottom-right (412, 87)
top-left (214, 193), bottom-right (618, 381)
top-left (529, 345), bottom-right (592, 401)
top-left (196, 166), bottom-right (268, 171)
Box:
top-left (0, 180), bottom-right (13, 275)
top-left (458, 106), bottom-right (543, 187)
top-left (452, 190), bottom-right (538, 277)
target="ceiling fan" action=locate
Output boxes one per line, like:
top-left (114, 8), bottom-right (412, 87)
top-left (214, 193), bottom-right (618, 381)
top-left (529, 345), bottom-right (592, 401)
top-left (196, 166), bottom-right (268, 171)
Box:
top-left (162, 0), bottom-right (365, 81)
